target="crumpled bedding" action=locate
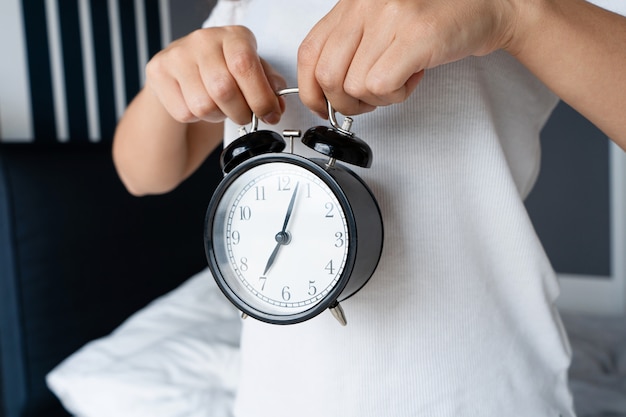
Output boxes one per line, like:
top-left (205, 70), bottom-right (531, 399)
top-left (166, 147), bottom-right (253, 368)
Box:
top-left (46, 268), bottom-right (626, 417)
top-left (562, 313), bottom-right (626, 417)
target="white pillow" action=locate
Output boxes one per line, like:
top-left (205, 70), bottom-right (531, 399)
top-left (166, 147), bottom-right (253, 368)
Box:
top-left (47, 268), bottom-right (241, 417)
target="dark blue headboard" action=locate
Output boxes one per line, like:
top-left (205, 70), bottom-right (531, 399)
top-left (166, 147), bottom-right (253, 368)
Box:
top-left (0, 2), bottom-right (222, 417)
top-left (1, 0), bottom-right (170, 144)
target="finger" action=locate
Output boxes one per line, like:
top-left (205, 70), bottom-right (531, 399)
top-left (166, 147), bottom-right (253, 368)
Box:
top-left (297, 20), bottom-right (330, 118)
top-left (299, 9), bottom-right (377, 117)
top-left (174, 59), bottom-right (239, 124)
top-left (222, 35), bottom-right (284, 125)
top-left (260, 58), bottom-right (288, 118)
top-left (197, 67), bottom-right (250, 125)
top-left (366, 37), bottom-right (431, 102)
top-left (146, 53), bottom-right (203, 123)
top-left (311, 24), bottom-right (363, 115)
top-left (151, 77), bottom-right (203, 123)
top-left (342, 21), bottom-right (398, 107)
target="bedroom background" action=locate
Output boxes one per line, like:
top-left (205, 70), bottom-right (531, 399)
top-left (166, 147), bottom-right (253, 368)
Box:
top-left (1, 0), bottom-right (625, 416)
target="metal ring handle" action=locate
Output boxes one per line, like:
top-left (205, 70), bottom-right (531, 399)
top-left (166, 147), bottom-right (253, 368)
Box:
top-left (247, 87), bottom-right (354, 136)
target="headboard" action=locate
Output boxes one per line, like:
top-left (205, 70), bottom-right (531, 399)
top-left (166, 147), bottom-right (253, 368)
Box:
top-left (0, 1), bottom-right (221, 416)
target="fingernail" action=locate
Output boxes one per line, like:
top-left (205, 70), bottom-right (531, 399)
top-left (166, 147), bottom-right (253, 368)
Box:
top-left (315, 110), bottom-right (328, 120)
top-left (270, 76), bottom-right (287, 93)
top-left (262, 112), bottom-right (280, 125)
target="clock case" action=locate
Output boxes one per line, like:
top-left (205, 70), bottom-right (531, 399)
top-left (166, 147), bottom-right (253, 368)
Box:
top-left (204, 88), bottom-right (384, 325)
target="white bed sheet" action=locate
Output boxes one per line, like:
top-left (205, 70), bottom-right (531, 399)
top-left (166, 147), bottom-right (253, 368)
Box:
top-left (47, 269), bottom-right (241, 417)
top-left (46, 270), bottom-right (626, 417)
top-left (562, 313), bottom-right (626, 417)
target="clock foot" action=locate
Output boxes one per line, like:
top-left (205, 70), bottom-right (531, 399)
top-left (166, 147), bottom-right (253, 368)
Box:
top-left (329, 302), bottom-right (347, 326)
top-left (241, 312), bottom-right (248, 320)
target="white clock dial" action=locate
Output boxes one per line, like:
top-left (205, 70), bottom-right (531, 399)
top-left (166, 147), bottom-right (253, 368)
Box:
top-left (212, 162), bottom-right (350, 316)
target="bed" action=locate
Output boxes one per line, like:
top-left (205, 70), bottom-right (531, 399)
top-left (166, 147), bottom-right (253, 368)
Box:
top-left (43, 270), bottom-right (626, 417)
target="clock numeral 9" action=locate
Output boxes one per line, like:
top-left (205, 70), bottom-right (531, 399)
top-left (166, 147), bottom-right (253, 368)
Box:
top-left (230, 231), bottom-right (241, 245)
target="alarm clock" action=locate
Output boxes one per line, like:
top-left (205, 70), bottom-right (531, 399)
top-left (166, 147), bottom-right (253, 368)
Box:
top-left (204, 88), bottom-right (383, 325)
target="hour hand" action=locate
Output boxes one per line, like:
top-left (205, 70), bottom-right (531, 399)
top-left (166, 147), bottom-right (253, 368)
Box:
top-left (263, 238), bottom-right (283, 276)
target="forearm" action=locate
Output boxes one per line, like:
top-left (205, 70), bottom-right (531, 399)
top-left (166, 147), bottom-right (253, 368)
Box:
top-left (112, 87), bottom-right (223, 196)
top-left (508, 0), bottom-right (626, 147)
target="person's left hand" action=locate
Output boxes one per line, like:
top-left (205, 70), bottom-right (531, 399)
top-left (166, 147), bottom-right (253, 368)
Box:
top-left (297, 0), bottom-right (520, 117)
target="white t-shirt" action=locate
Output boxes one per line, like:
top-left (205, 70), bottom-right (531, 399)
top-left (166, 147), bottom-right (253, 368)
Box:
top-left (202, 1), bottom-right (611, 416)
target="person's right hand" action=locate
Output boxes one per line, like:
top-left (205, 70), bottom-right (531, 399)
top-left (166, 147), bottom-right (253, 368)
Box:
top-left (145, 25), bottom-right (287, 126)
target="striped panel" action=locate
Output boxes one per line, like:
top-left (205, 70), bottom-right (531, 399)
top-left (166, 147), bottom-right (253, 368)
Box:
top-left (0, 0), bottom-right (171, 143)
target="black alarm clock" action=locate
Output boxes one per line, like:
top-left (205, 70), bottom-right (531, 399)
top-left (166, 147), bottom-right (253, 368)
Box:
top-left (204, 88), bottom-right (383, 325)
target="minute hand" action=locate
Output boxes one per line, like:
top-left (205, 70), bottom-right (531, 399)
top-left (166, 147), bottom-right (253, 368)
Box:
top-left (281, 182), bottom-right (299, 233)
top-left (263, 182), bottom-right (299, 275)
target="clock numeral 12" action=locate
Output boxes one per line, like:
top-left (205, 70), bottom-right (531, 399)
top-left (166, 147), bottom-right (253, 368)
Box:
top-left (278, 176), bottom-right (291, 191)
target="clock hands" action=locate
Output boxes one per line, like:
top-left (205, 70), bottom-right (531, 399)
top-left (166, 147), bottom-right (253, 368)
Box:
top-left (263, 182), bottom-right (299, 275)
top-left (281, 181), bottom-right (299, 232)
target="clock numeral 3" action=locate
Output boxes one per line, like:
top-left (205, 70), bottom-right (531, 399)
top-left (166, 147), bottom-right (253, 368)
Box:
top-left (334, 232), bottom-right (344, 247)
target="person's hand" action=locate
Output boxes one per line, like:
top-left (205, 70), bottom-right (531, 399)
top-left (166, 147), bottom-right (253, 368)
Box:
top-left (146, 25), bottom-right (287, 126)
top-left (297, 0), bottom-right (519, 117)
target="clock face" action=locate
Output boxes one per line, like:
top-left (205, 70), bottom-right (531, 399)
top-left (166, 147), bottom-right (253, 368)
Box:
top-left (209, 159), bottom-right (351, 318)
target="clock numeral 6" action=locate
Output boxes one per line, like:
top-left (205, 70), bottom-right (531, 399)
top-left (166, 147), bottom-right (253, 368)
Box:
top-left (282, 286), bottom-right (291, 301)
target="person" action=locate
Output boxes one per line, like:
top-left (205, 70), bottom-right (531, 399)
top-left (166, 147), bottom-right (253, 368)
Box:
top-left (112, 0), bottom-right (626, 416)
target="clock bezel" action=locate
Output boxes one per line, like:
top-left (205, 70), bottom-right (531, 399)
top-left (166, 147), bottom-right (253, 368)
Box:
top-left (205, 152), bottom-right (360, 325)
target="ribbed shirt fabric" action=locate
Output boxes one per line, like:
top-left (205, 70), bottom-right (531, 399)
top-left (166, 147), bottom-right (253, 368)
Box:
top-left (201, 1), bottom-right (613, 416)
